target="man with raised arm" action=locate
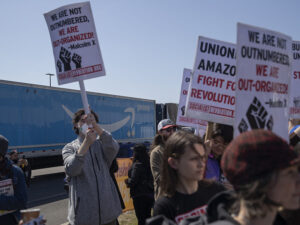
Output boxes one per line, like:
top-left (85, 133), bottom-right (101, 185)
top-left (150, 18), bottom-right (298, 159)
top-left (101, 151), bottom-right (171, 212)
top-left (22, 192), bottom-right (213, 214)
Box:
top-left (63, 109), bottom-right (122, 225)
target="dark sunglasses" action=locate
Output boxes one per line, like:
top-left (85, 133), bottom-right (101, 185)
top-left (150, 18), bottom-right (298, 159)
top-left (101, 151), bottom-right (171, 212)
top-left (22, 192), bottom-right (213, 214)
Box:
top-left (164, 127), bottom-right (177, 132)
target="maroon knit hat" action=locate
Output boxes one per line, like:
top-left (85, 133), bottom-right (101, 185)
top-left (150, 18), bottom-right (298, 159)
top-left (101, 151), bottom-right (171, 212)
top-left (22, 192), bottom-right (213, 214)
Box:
top-left (221, 129), bottom-right (300, 186)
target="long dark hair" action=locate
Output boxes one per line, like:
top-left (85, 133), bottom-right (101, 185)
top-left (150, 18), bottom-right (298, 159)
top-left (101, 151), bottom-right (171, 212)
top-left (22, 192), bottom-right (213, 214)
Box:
top-left (161, 130), bottom-right (206, 197)
top-left (133, 144), bottom-right (150, 167)
top-left (150, 134), bottom-right (164, 151)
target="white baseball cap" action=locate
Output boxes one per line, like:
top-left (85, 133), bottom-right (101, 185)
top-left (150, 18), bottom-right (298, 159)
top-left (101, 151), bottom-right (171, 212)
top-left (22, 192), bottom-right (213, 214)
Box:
top-left (157, 119), bottom-right (176, 132)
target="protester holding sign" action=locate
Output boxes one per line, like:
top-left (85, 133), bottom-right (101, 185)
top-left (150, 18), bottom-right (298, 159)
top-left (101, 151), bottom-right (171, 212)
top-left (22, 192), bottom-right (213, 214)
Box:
top-left (153, 131), bottom-right (224, 224)
top-left (62, 109), bottom-right (121, 225)
top-left (0, 135), bottom-right (27, 225)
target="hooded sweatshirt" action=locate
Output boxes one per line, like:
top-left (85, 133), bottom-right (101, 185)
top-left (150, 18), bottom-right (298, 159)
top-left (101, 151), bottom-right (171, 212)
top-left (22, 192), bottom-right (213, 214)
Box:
top-left (0, 157), bottom-right (27, 225)
top-left (63, 130), bottom-right (122, 225)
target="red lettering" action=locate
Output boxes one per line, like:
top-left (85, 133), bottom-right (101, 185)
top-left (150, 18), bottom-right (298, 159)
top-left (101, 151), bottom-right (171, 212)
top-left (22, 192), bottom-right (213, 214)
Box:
top-left (58, 29), bottom-right (65, 36)
top-left (256, 64), bottom-right (268, 76)
top-left (52, 40), bottom-right (60, 47)
top-left (226, 80), bottom-right (235, 91)
top-left (260, 80), bottom-right (267, 92)
top-left (200, 208), bottom-right (206, 214)
top-left (197, 74), bottom-right (224, 88)
top-left (202, 90), bottom-right (208, 99)
top-left (67, 26), bottom-right (79, 34)
top-left (238, 79), bottom-right (254, 91)
top-left (191, 88), bottom-right (197, 98)
top-left (293, 71), bottom-right (300, 79)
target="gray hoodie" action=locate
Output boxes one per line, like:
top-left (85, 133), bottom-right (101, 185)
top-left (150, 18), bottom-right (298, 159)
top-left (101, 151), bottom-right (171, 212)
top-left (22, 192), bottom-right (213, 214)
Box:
top-left (63, 130), bottom-right (122, 225)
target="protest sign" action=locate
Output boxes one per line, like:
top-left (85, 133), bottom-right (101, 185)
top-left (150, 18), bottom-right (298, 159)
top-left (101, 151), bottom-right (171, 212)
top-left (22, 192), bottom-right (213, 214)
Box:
top-left (290, 41), bottom-right (300, 118)
top-left (115, 158), bottom-right (133, 211)
top-left (185, 36), bottom-right (236, 126)
top-left (176, 68), bottom-right (207, 135)
top-left (0, 179), bottom-right (16, 216)
top-left (235, 23), bottom-right (291, 140)
top-left (44, 2), bottom-right (105, 85)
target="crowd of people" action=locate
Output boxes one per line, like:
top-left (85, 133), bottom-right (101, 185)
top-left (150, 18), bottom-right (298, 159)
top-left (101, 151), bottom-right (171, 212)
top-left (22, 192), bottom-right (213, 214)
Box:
top-left (0, 109), bottom-right (299, 225)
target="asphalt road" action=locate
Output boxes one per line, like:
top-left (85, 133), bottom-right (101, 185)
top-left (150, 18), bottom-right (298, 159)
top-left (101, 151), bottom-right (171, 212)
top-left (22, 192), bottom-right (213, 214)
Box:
top-left (27, 166), bottom-right (69, 225)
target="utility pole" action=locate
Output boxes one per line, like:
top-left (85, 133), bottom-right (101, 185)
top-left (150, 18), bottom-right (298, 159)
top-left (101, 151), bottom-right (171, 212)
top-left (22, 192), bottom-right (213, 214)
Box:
top-left (45, 73), bottom-right (55, 87)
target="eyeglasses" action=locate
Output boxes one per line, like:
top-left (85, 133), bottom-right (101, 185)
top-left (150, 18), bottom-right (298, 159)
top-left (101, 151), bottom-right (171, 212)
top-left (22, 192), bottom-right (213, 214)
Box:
top-left (164, 127), bottom-right (177, 132)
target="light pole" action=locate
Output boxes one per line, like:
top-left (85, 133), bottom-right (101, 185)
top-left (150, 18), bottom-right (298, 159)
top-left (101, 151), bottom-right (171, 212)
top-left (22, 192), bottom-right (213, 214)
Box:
top-left (45, 73), bottom-right (55, 87)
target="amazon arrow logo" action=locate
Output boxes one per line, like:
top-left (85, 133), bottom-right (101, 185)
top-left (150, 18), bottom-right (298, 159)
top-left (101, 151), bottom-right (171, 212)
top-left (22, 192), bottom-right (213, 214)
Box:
top-left (61, 105), bottom-right (135, 136)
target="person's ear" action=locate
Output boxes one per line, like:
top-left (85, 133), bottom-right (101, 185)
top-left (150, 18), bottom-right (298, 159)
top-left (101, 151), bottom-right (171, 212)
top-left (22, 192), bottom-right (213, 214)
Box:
top-left (168, 157), bottom-right (179, 170)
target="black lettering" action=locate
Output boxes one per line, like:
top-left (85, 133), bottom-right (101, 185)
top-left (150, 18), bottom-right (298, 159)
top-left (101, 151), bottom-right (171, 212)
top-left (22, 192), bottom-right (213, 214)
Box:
top-left (206, 60), bottom-right (216, 72)
top-left (277, 37), bottom-right (286, 49)
top-left (293, 53), bottom-right (300, 60)
top-left (262, 34), bottom-right (275, 47)
top-left (215, 63), bottom-right (222, 74)
top-left (197, 59), bottom-right (205, 70)
top-left (51, 14), bottom-right (58, 21)
top-left (230, 66), bottom-right (236, 76)
top-left (59, 10), bottom-right (68, 18)
top-left (199, 41), bottom-right (235, 59)
top-left (223, 64), bottom-right (230, 75)
top-left (69, 7), bottom-right (82, 15)
top-left (248, 31), bottom-right (260, 43)
top-left (69, 41), bottom-right (91, 50)
top-left (292, 43), bottom-right (300, 51)
top-left (240, 46), bottom-right (289, 66)
top-left (50, 16), bottom-right (89, 31)
top-left (197, 59), bottom-right (236, 76)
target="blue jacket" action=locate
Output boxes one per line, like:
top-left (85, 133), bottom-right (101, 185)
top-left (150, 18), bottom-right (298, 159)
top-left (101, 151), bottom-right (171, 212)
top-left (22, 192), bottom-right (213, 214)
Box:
top-left (205, 155), bottom-right (221, 182)
top-left (0, 157), bottom-right (28, 224)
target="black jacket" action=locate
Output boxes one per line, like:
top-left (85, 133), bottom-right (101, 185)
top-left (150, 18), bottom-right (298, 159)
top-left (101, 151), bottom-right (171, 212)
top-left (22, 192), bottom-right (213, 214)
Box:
top-left (0, 158), bottom-right (28, 225)
top-left (127, 161), bottom-right (154, 198)
top-left (204, 191), bottom-right (240, 225)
